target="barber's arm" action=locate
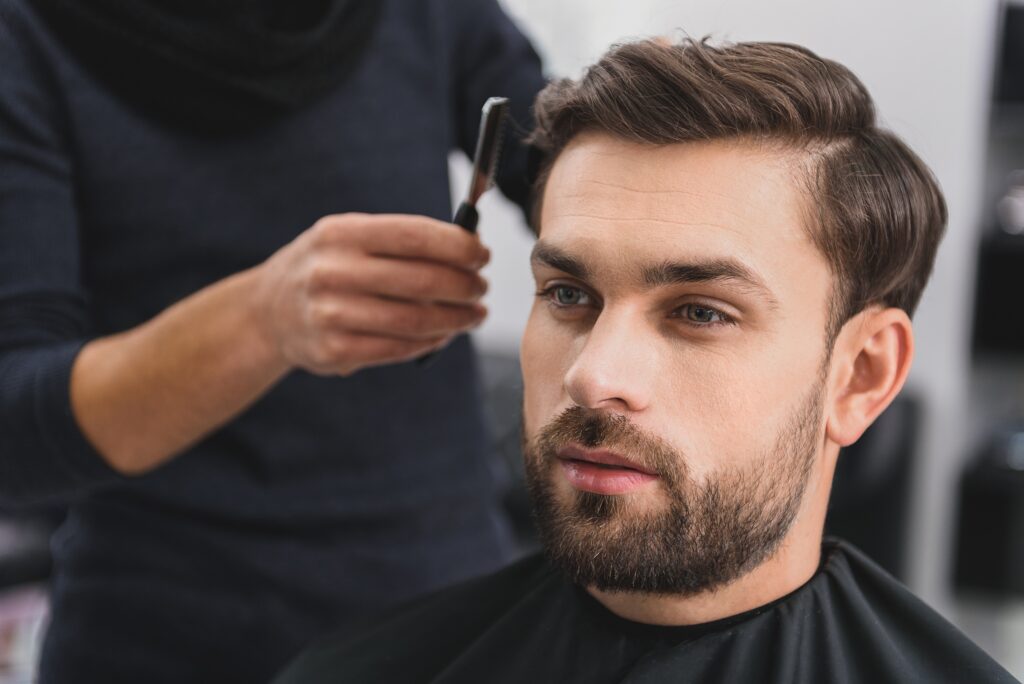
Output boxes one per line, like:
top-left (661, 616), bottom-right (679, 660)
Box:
top-left (69, 213), bottom-right (490, 476)
top-left (0, 6), bottom-right (491, 495)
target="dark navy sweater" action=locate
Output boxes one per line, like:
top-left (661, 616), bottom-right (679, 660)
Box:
top-left (0, 0), bottom-right (546, 681)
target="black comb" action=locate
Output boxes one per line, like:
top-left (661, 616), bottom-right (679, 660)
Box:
top-left (452, 96), bottom-right (509, 232)
top-left (418, 97), bottom-right (508, 366)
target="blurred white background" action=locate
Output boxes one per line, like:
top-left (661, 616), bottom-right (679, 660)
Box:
top-left (458, 0), bottom-right (1023, 677)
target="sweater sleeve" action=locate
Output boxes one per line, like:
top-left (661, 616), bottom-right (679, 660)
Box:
top-left (450, 0), bottom-right (548, 222)
top-left (0, 4), bottom-right (122, 505)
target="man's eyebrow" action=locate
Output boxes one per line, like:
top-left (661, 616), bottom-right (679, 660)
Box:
top-left (531, 242), bottom-right (780, 308)
top-left (530, 242), bottom-right (590, 280)
top-left (642, 259), bottom-right (779, 306)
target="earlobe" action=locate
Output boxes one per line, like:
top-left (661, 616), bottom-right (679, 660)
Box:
top-left (825, 307), bottom-right (914, 447)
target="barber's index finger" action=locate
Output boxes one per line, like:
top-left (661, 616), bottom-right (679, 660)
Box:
top-left (360, 214), bottom-right (490, 269)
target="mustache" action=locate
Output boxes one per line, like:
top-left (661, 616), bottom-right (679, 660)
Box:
top-left (532, 406), bottom-right (684, 485)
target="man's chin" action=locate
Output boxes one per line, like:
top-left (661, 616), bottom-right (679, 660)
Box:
top-left (551, 483), bottom-right (671, 525)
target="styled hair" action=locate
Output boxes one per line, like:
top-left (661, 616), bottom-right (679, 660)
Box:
top-left (527, 37), bottom-right (947, 336)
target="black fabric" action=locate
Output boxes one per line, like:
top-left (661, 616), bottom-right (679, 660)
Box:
top-left (274, 539), bottom-right (1018, 684)
top-left (0, 0), bottom-right (546, 681)
top-left (29, 0), bottom-right (382, 132)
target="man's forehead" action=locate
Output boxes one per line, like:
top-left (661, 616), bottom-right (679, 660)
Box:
top-left (543, 133), bottom-right (804, 234)
top-left (536, 133), bottom-right (820, 295)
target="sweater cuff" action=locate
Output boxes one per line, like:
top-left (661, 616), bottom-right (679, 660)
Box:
top-left (32, 340), bottom-right (123, 495)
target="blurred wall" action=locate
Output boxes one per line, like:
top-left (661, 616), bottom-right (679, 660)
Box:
top-left (460, 0), bottom-right (1000, 619)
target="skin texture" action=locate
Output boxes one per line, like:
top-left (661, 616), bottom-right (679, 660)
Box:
top-left (520, 132), bottom-right (914, 626)
top-left (71, 213), bottom-right (490, 474)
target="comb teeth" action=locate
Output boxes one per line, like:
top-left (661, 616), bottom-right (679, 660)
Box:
top-left (481, 111), bottom-right (507, 195)
top-left (466, 97), bottom-right (509, 205)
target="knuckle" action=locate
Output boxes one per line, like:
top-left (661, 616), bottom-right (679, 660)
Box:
top-left (306, 301), bottom-right (339, 332)
top-left (308, 256), bottom-right (358, 292)
top-left (312, 213), bottom-right (363, 246)
top-left (311, 216), bottom-right (339, 245)
top-left (306, 259), bottom-right (335, 290)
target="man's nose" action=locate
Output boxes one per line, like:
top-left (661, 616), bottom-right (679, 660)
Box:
top-left (563, 308), bottom-right (655, 414)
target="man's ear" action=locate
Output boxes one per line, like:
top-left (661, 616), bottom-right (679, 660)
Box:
top-left (825, 307), bottom-right (914, 448)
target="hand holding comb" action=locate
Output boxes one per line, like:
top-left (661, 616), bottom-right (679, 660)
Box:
top-left (418, 96), bottom-right (509, 365)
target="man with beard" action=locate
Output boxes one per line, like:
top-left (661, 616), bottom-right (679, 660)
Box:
top-left (274, 37), bottom-right (1016, 683)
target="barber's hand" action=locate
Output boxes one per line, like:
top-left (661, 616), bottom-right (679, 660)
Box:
top-left (252, 213), bottom-right (490, 376)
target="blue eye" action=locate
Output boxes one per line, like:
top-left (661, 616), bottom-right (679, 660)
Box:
top-left (677, 303), bottom-right (731, 325)
top-left (538, 284), bottom-right (592, 308)
top-left (554, 286), bottom-right (584, 306)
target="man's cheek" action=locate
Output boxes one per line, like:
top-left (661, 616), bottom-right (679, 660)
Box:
top-left (520, 317), bottom-right (546, 432)
top-left (522, 386), bottom-right (565, 455)
top-left (661, 371), bottom-right (767, 475)
top-left (522, 328), bottom-right (575, 428)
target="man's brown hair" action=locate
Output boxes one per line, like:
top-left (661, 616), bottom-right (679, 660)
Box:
top-left (527, 37), bottom-right (947, 338)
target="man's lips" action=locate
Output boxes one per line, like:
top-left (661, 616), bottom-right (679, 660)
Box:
top-left (556, 444), bottom-right (658, 475)
top-left (556, 444), bottom-right (659, 495)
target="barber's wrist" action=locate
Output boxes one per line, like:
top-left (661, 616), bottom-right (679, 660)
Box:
top-left (234, 266), bottom-right (294, 379)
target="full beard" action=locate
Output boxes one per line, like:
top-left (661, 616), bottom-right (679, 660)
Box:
top-left (522, 383), bottom-right (824, 596)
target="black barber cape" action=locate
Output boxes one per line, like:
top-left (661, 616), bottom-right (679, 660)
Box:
top-left (274, 538), bottom-right (1016, 683)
